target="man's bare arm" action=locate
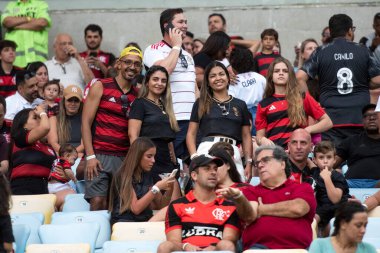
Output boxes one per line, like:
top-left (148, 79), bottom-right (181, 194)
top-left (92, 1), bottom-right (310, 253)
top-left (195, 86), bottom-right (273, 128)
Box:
top-left (258, 197), bottom-right (310, 218)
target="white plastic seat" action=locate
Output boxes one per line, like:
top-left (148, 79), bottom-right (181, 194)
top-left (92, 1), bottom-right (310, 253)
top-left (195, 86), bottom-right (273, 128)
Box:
top-left (349, 188), bottom-right (379, 202)
top-left (102, 240), bottom-right (162, 253)
top-left (111, 221), bottom-right (165, 241)
top-left (26, 243), bottom-right (90, 253)
top-left (11, 212), bottom-right (44, 245)
top-left (12, 223), bottom-right (31, 253)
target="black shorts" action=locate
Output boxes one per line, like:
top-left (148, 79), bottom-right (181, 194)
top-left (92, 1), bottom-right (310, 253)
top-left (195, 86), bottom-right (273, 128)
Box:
top-left (11, 177), bottom-right (48, 195)
top-left (316, 205), bottom-right (337, 228)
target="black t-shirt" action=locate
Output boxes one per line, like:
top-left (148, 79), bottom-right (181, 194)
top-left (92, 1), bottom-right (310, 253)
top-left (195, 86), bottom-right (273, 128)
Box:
top-left (193, 52), bottom-right (213, 70)
top-left (111, 172), bottom-right (153, 224)
top-left (0, 214), bottom-right (14, 252)
top-left (302, 37), bottom-right (380, 127)
top-left (336, 132), bottom-right (380, 179)
top-left (0, 135), bottom-right (8, 162)
top-left (67, 112), bottom-right (82, 148)
top-left (129, 98), bottom-right (176, 142)
top-left (312, 169), bottom-right (350, 206)
top-left (190, 97), bottom-right (251, 143)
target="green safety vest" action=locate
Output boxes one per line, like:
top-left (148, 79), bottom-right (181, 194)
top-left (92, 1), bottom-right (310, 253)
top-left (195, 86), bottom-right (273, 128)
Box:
top-left (1, 0), bottom-right (52, 67)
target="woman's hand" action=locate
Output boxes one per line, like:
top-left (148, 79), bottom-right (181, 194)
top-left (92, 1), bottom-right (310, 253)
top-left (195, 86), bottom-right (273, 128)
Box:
top-left (155, 175), bottom-right (176, 191)
top-left (258, 137), bottom-right (275, 146)
top-left (34, 103), bottom-right (46, 116)
top-left (86, 157), bottom-right (103, 180)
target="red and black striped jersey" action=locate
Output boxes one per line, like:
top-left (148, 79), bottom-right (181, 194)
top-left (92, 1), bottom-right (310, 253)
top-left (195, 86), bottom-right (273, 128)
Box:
top-left (165, 190), bottom-right (240, 248)
top-left (253, 52), bottom-right (281, 77)
top-left (0, 65), bottom-right (23, 98)
top-left (255, 93), bottom-right (325, 147)
top-left (92, 78), bottom-right (137, 156)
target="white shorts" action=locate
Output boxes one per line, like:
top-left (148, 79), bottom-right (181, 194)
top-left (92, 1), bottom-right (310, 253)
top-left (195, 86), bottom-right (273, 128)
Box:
top-left (197, 140), bottom-right (245, 182)
top-left (48, 182), bottom-right (75, 194)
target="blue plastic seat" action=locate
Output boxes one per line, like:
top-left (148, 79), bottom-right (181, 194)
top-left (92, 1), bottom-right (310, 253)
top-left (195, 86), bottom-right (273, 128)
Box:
top-left (51, 210), bottom-right (111, 251)
top-left (39, 223), bottom-right (100, 253)
top-left (11, 212), bottom-right (44, 245)
top-left (250, 177), bottom-right (260, 186)
top-left (62, 194), bottom-right (90, 212)
top-left (12, 223), bottom-right (31, 253)
top-left (349, 188), bottom-right (379, 202)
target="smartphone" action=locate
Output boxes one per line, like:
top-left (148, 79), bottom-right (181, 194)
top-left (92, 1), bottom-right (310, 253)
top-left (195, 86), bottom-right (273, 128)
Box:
top-left (165, 22), bottom-right (175, 33)
top-left (170, 169), bottom-right (178, 178)
top-left (89, 52), bottom-right (97, 58)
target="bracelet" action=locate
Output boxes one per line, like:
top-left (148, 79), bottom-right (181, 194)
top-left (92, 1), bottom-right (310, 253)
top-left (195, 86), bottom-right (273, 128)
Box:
top-left (151, 185), bottom-right (160, 195)
top-left (172, 46), bottom-right (181, 51)
top-left (182, 242), bottom-right (189, 251)
top-left (233, 190), bottom-right (243, 199)
top-left (190, 153), bottom-right (199, 160)
top-left (39, 112), bottom-right (47, 117)
top-left (362, 203), bottom-right (368, 209)
top-left (86, 154), bottom-right (96, 161)
top-left (246, 158), bottom-right (253, 164)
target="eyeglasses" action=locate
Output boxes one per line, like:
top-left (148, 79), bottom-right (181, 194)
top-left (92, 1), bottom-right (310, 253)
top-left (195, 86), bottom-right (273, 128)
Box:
top-left (24, 71), bottom-right (36, 80)
top-left (119, 59), bottom-right (142, 69)
top-left (363, 112), bottom-right (378, 119)
top-left (253, 156), bottom-right (275, 168)
top-left (352, 26), bottom-right (356, 32)
top-left (179, 52), bottom-right (188, 68)
top-left (120, 94), bottom-right (131, 118)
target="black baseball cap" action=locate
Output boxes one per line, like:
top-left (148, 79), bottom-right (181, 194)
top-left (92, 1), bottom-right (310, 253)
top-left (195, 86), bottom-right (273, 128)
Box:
top-left (189, 154), bottom-right (224, 172)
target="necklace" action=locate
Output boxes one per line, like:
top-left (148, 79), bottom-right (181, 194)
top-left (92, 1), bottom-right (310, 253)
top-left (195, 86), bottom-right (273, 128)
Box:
top-left (212, 96), bottom-right (232, 116)
top-left (144, 97), bottom-right (166, 114)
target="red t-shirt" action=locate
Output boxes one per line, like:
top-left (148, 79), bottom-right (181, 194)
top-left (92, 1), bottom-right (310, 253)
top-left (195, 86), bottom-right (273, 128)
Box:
top-left (49, 158), bottom-right (71, 183)
top-left (241, 179), bottom-right (316, 250)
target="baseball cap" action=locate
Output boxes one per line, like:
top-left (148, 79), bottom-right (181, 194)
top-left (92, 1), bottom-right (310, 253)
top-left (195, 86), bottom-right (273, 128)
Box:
top-left (189, 154), bottom-right (224, 172)
top-left (63, 85), bottom-right (83, 101)
top-left (119, 46), bottom-right (143, 60)
top-left (363, 103), bottom-right (377, 114)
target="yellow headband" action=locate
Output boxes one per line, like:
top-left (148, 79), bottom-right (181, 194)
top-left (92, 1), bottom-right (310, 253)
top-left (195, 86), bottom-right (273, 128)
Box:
top-left (119, 46), bottom-right (143, 59)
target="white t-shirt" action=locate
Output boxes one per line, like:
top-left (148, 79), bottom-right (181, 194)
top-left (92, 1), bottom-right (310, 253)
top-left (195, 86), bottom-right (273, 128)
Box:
top-left (5, 92), bottom-right (43, 120)
top-left (228, 71), bottom-right (266, 108)
top-left (45, 57), bottom-right (86, 89)
top-left (143, 41), bottom-right (196, 121)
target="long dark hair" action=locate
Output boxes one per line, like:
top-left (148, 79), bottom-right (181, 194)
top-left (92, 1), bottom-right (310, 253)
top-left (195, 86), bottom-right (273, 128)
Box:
top-left (208, 147), bottom-right (242, 183)
top-left (198, 61), bottom-right (230, 118)
top-left (11, 108), bottom-right (33, 139)
top-left (332, 202), bottom-right (367, 236)
top-left (0, 173), bottom-right (12, 215)
top-left (200, 31), bottom-right (231, 60)
top-left (109, 137), bottom-right (156, 213)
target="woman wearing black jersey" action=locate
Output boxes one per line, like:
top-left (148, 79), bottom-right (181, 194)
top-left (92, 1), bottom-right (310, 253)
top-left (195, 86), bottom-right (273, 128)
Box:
top-left (186, 61), bottom-right (253, 181)
top-left (129, 66), bottom-right (179, 183)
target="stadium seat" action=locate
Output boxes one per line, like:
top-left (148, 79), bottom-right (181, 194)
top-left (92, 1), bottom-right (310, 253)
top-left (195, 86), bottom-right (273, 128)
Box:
top-left (62, 193), bottom-right (90, 212)
top-left (12, 224), bottom-right (31, 253)
top-left (10, 194), bottom-right (56, 224)
top-left (362, 237), bottom-right (380, 249)
top-left (173, 252), bottom-right (234, 253)
top-left (102, 240), bottom-right (162, 253)
top-left (111, 221), bottom-right (165, 241)
top-left (11, 212), bottom-right (44, 245)
top-left (243, 250), bottom-right (308, 253)
top-left (26, 243), bottom-right (91, 253)
top-left (39, 223), bottom-right (100, 253)
top-left (250, 177), bottom-right (260, 186)
top-left (51, 210), bottom-right (111, 250)
top-left (349, 188), bottom-right (378, 202)
top-left (368, 206), bottom-right (380, 217)
top-left (75, 180), bottom-right (86, 194)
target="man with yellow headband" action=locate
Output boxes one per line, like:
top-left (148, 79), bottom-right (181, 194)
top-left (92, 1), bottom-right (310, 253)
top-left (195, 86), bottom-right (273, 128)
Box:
top-left (82, 46), bottom-right (142, 210)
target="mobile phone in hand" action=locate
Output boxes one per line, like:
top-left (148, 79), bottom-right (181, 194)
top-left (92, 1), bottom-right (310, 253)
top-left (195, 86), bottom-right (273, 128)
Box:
top-left (165, 22), bottom-right (175, 33)
top-left (89, 52), bottom-right (97, 58)
top-left (170, 169), bottom-right (178, 177)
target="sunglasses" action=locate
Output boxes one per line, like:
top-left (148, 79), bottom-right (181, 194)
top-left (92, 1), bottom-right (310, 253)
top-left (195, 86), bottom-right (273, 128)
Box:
top-left (120, 94), bottom-right (131, 118)
top-left (179, 52), bottom-right (188, 69)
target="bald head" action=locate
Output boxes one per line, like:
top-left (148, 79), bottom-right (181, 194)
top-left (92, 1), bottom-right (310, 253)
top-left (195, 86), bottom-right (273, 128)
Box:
top-left (54, 33), bottom-right (74, 62)
top-left (288, 128), bottom-right (312, 163)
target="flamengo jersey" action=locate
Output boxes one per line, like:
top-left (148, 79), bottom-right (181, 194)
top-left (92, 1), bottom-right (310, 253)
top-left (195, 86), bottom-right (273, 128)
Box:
top-left (91, 78), bottom-right (137, 156)
top-left (79, 50), bottom-right (115, 78)
top-left (143, 40), bottom-right (196, 121)
top-left (253, 52), bottom-right (281, 77)
top-left (228, 71), bottom-right (266, 108)
top-left (165, 190), bottom-right (240, 248)
top-left (0, 65), bottom-right (23, 98)
top-left (256, 93), bottom-right (325, 147)
top-left (302, 37), bottom-right (380, 127)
